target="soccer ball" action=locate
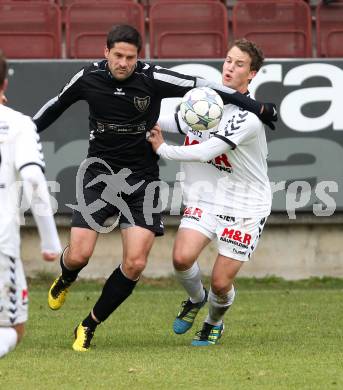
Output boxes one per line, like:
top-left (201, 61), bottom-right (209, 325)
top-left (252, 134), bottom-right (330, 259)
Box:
top-left (180, 87), bottom-right (224, 131)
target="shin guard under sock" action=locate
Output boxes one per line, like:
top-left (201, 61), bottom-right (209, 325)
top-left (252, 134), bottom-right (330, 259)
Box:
top-left (92, 266), bottom-right (137, 322)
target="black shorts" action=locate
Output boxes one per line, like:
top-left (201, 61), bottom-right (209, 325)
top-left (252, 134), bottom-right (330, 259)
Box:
top-left (71, 169), bottom-right (164, 236)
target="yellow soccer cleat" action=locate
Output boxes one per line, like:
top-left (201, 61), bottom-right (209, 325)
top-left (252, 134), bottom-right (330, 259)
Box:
top-left (72, 324), bottom-right (94, 352)
top-left (48, 275), bottom-right (71, 310)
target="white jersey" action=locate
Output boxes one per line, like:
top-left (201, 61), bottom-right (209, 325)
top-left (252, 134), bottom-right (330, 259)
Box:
top-left (0, 105), bottom-right (45, 258)
top-left (158, 102), bottom-right (272, 218)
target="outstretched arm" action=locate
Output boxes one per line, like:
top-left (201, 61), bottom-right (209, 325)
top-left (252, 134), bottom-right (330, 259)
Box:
top-left (33, 68), bottom-right (84, 133)
top-left (195, 78), bottom-right (277, 130)
top-left (151, 66), bottom-right (277, 129)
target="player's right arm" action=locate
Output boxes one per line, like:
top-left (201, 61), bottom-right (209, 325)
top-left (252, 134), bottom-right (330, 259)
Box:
top-left (157, 109), bottom-right (188, 135)
top-left (149, 65), bottom-right (277, 129)
top-left (151, 109), bottom-right (262, 162)
top-left (33, 68), bottom-right (85, 133)
top-left (15, 118), bottom-right (62, 260)
top-left (149, 125), bottom-right (228, 162)
top-left (20, 165), bottom-right (62, 261)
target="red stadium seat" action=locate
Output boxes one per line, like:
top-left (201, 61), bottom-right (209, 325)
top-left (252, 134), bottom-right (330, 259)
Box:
top-left (232, 0), bottom-right (312, 58)
top-left (0, 0), bottom-right (57, 2)
top-left (60, 0), bottom-right (135, 23)
top-left (316, 0), bottom-right (343, 57)
top-left (62, 0), bottom-right (133, 5)
top-left (236, 0), bottom-right (304, 1)
top-left (149, 1), bottom-right (228, 59)
top-left (141, 0), bottom-right (223, 12)
top-left (0, 2), bottom-right (61, 58)
top-left (65, 1), bottom-right (145, 58)
top-left (147, 0), bottom-right (222, 2)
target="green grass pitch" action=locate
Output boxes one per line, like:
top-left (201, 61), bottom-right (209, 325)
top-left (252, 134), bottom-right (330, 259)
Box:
top-left (0, 277), bottom-right (342, 389)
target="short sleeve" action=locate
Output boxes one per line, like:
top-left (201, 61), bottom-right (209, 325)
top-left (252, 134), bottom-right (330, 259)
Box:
top-left (158, 110), bottom-right (188, 135)
top-left (214, 109), bottom-right (262, 149)
top-left (15, 116), bottom-right (45, 172)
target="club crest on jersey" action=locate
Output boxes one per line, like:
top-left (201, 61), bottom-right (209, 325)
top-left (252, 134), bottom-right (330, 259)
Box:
top-left (134, 96), bottom-right (150, 112)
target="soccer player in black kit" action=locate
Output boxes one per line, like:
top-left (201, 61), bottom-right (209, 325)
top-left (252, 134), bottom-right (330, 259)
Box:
top-left (33, 24), bottom-right (277, 351)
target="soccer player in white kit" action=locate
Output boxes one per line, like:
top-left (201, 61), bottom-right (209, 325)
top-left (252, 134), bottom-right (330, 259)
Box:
top-left (0, 51), bottom-right (61, 358)
top-left (149, 39), bottom-right (273, 346)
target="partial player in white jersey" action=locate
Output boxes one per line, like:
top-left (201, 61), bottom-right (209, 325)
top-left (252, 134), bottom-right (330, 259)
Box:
top-left (149, 39), bottom-right (272, 346)
top-left (0, 51), bottom-right (61, 358)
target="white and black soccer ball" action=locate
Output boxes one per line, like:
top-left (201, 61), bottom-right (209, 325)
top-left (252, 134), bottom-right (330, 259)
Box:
top-left (180, 87), bottom-right (224, 131)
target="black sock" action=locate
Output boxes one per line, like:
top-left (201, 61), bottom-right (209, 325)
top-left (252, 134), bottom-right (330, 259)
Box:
top-left (60, 250), bottom-right (85, 284)
top-left (92, 266), bottom-right (138, 322)
top-left (82, 312), bottom-right (99, 331)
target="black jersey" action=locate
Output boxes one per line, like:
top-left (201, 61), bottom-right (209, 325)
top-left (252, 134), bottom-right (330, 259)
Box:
top-left (33, 60), bottom-right (269, 180)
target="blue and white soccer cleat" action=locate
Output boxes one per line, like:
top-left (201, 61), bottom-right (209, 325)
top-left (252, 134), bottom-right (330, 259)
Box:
top-left (191, 322), bottom-right (224, 346)
top-left (173, 288), bottom-right (208, 334)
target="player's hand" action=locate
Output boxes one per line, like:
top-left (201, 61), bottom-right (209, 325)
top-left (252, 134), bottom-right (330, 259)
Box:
top-left (148, 124), bottom-right (165, 152)
top-left (42, 251), bottom-right (59, 262)
top-left (259, 103), bottom-right (278, 130)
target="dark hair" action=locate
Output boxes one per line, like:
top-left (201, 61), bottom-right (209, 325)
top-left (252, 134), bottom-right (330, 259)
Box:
top-left (232, 38), bottom-right (264, 72)
top-left (0, 50), bottom-right (8, 86)
top-left (107, 24), bottom-right (142, 53)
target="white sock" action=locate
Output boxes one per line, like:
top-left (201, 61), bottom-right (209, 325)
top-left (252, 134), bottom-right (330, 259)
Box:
top-left (205, 286), bottom-right (236, 326)
top-left (0, 327), bottom-right (18, 358)
top-left (174, 262), bottom-right (205, 303)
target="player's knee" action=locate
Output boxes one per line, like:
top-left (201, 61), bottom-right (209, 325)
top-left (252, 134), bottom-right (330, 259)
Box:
top-left (14, 323), bottom-right (25, 343)
top-left (211, 284), bottom-right (227, 296)
top-left (173, 250), bottom-right (192, 270)
top-left (66, 247), bottom-right (91, 267)
top-left (209, 286), bottom-right (235, 307)
top-left (211, 279), bottom-right (233, 296)
top-left (124, 257), bottom-right (147, 278)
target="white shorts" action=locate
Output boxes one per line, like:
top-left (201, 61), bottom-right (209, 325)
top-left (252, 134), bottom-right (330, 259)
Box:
top-left (180, 206), bottom-right (267, 261)
top-left (0, 252), bottom-right (28, 326)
